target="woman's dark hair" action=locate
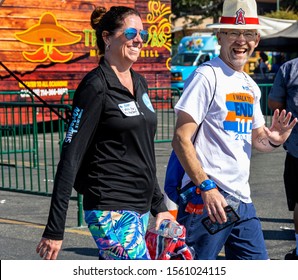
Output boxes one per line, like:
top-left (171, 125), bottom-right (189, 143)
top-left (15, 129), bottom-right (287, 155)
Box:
top-left (91, 6), bottom-right (141, 54)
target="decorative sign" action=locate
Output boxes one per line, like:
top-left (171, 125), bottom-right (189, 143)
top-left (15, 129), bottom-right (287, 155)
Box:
top-left (15, 12), bottom-right (81, 63)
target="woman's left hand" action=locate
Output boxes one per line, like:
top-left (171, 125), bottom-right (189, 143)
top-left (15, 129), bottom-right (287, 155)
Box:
top-left (155, 211), bottom-right (176, 230)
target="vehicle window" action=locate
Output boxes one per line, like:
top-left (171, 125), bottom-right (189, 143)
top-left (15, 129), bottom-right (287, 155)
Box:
top-left (197, 54), bottom-right (210, 66)
top-left (172, 53), bottom-right (198, 66)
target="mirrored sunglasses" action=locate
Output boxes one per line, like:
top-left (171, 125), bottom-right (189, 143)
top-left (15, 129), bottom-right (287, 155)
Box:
top-left (123, 28), bottom-right (149, 43)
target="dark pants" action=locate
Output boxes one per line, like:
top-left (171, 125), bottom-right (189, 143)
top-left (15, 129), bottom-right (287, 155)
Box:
top-left (177, 189), bottom-right (268, 260)
top-left (284, 153), bottom-right (298, 211)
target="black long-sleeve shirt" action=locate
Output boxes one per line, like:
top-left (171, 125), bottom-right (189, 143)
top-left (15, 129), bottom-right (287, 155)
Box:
top-left (43, 57), bottom-right (167, 240)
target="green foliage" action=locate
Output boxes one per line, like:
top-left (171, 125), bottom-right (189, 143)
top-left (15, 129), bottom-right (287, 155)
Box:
top-left (265, 10), bottom-right (298, 20)
top-left (172, 0), bottom-right (223, 20)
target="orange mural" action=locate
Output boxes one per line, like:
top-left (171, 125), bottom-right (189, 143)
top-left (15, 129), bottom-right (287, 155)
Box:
top-left (0, 0), bottom-right (171, 125)
top-left (0, 0), bottom-right (170, 94)
top-left (143, 0), bottom-right (171, 70)
top-left (14, 12), bottom-right (81, 63)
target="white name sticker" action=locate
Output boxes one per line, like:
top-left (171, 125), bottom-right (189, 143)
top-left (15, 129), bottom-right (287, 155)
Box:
top-left (118, 101), bottom-right (140, 117)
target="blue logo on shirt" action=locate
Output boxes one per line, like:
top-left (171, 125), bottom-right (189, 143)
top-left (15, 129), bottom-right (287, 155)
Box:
top-left (142, 93), bottom-right (155, 112)
top-left (65, 107), bottom-right (83, 143)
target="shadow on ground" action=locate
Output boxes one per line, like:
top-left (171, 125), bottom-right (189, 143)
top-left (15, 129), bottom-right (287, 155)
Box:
top-left (63, 247), bottom-right (98, 257)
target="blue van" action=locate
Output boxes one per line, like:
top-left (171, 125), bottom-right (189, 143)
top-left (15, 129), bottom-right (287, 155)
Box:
top-left (171, 34), bottom-right (220, 90)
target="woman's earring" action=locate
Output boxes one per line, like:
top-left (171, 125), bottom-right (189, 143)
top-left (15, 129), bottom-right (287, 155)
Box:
top-left (105, 44), bottom-right (110, 51)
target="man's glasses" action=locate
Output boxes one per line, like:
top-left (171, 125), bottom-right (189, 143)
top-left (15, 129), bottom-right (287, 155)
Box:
top-left (220, 30), bottom-right (258, 41)
top-left (123, 28), bottom-right (149, 43)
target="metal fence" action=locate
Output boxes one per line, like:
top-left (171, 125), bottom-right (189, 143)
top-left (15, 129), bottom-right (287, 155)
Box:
top-left (0, 85), bottom-right (272, 226)
top-left (0, 88), bottom-right (181, 226)
top-left (149, 87), bottom-right (181, 142)
top-left (259, 83), bottom-right (274, 125)
top-left (0, 102), bottom-right (69, 193)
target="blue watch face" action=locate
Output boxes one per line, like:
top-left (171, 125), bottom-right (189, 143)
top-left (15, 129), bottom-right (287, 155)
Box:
top-left (200, 182), bottom-right (207, 189)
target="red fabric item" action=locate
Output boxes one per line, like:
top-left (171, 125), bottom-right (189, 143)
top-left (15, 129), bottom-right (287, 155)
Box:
top-left (145, 225), bottom-right (193, 260)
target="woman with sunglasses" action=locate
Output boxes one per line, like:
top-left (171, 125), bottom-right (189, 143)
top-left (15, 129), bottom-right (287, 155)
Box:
top-left (36, 6), bottom-right (174, 260)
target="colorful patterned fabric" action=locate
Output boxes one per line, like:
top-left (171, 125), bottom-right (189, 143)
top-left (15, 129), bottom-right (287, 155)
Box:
top-left (145, 225), bottom-right (194, 260)
top-left (85, 210), bottom-right (151, 260)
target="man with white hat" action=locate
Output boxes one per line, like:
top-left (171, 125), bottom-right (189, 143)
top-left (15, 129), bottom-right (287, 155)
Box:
top-left (172, 0), bottom-right (298, 259)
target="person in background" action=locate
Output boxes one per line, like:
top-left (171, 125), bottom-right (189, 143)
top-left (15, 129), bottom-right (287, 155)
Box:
top-left (172, 0), bottom-right (297, 260)
top-left (254, 51), bottom-right (269, 78)
top-left (268, 57), bottom-right (298, 260)
top-left (36, 5), bottom-right (174, 260)
top-left (271, 53), bottom-right (285, 74)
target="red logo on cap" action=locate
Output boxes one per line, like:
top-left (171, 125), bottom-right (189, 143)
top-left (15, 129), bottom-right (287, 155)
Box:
top-left (235, 8), bottom-right (245, 25)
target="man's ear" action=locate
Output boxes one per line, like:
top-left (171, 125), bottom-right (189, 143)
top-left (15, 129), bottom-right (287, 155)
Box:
top-left (254, 33), bottom-right (261, 48)
top-left (216, 31), bottom-right (222, 45)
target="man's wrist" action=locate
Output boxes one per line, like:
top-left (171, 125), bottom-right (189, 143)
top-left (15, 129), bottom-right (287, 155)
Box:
top-left (198, 179), bottom-right (217, 191)
top-left (268, 140), bottom-right (281, 148)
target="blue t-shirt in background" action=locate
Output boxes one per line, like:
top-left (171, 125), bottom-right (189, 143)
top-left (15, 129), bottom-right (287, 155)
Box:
top-left (269, 58), bottom-right (298, 158)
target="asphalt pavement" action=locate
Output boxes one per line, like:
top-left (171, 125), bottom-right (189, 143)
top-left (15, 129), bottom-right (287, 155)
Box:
top-left (0, 142), bottom-right (296, 260)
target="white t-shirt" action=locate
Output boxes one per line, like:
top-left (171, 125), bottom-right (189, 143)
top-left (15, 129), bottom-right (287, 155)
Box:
top-left (175, 57), bottom-right (265, 203)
